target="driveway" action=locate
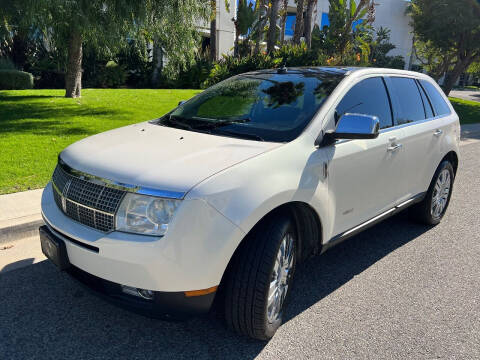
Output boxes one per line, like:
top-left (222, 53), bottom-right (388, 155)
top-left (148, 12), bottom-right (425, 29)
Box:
top-left (450, 89), bottom-right (480, 102)
top-left (1, 141), bottom-right (480, 359)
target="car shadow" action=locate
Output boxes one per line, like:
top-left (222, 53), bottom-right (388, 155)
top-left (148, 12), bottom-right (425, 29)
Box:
top-left (0, 211), bottom-right (431, 359)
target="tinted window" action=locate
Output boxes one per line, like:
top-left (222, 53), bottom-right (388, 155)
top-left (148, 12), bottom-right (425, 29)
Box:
top-left (336, 77), bottom-right (393, 129)
top-left (389, 77), bottom-right (425, 124)
top-left (420, 80), bottom-right (451, 116)
top-left (154, 71), bottom-right (343, 142)
top-left (417, 80), bottom-right (434, 118)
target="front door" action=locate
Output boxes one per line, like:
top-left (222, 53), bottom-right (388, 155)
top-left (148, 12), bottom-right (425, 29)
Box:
top-left (324, 76), bottom-right (407, 237)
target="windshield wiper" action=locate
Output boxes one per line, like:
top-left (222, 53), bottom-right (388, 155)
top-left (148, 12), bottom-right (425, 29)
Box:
top-left (193, 117), bottom-right (251, 130)
top-left (214, 129), bottom-right (265, 142)
top-left (162, 115), bottom-right (195, 131)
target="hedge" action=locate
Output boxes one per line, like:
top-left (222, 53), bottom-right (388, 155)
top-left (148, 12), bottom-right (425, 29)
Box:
top-left (0, 70), bottom-right (34, 90)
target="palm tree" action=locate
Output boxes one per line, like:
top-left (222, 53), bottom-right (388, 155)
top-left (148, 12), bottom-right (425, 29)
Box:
top-left (293, 0), bottom-right (305, 44)
top-left (304, 0), bottom-right (318, 49)
top-left (253, 0), bottom-right (268, 55)
top-left (210, 0), bottom-right (217, 61)
top-left (280, 0), bottom-right (289, 44)
top-left (267, 0), bottom-right (282, 53)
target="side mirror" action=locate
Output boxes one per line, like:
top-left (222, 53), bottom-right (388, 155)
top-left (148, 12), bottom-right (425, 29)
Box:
top-left (178, 100), bottom-right (187, 106)
top-left (317, 113), bottom-right (380, 146)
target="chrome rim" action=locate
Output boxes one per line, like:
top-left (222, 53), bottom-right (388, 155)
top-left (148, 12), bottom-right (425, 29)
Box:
top-left (431, 169), bottom-right (451, 218)
top-left (267, 233), bottom-right (295, 324)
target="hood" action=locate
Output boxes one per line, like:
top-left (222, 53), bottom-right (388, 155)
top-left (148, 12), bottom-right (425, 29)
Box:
top-left (60, 122), bottom-right (281, 195)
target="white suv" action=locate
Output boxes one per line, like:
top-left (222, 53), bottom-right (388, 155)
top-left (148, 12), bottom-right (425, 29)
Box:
top-left (40, 67), bottom-right (460, 340)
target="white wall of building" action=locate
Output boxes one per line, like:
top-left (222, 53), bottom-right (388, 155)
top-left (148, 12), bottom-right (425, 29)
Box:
top-left (371, 0), bottom-right (414, 69)
top-left (216, 0), bottom-right (237, 57)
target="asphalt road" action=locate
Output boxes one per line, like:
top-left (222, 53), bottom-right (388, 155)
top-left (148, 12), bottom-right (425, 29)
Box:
top-left (1, 141), bottom-right (479, 360)
top-left (450, 89), bottom-right (480, 102)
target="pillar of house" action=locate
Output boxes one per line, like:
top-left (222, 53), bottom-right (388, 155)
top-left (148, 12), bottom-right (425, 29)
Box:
top-left (216, 0), bottom-right (237, 58)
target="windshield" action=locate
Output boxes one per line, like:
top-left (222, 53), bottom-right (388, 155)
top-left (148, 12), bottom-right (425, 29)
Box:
top-left (154, 70), bottom-right (344, 142)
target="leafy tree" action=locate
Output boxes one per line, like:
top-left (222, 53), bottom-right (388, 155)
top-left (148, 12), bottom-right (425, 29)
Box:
top-left (0, 0), bottom-right (208, 97)
top-left (409, 0), bottom-right (480, 95)
top-left (326, 0), bottom-right (371, 55)
top-left (233, 0), bottom-right (255, 56)
top-left (467, 60), bottom-right (480, 77)
top-left (368, 27), bottom-right (405, 69)
top-left (412, 39), bottom-right (456, 82)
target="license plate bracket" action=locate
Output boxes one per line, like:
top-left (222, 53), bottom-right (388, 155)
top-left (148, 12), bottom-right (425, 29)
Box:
top-left (40, 226), bottom-right (71, 270)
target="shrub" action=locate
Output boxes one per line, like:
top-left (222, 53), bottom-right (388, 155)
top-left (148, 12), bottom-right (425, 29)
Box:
top-left (202, 44), bottom-right (329, 88)
top-left (174, 54), bottom-right (213, 89)
top-left (97, 61), bottom-right (127, 88)
top-left (0, 70), bottom-right (34, 89)
top-left (29, 55), bottom-right (66, 89)
top-left (0, 57), bottom-right (16, 70)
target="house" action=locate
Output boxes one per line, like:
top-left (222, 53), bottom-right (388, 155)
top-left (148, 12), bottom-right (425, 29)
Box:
top-left (207, 0), bottom-right (414, 69)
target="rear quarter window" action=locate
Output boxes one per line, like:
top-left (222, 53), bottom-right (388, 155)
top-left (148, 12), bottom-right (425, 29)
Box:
top-left (420, 80), bottom-right (451, 116)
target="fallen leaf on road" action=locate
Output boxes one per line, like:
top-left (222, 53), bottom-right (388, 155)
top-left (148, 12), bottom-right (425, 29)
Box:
top-left (0, 244), bottom-right (14, 250)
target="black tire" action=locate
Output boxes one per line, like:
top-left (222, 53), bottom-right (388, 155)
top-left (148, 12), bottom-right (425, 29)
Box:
top-left (224, 214), bottom-right (297, 340)
top-left (410, 160), bottom-right (455, 225)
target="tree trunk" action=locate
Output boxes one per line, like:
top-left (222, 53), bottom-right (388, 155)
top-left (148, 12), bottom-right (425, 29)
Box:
top-left (254, 0), bottom-right (267, 55)
top-left (304, 0), bottom-right (317, 49)
top-left (267, 0), bottom-right (281, 53)
top-left (293, 0), bottom-right (305, 45)
top-left (234, 29), bottom-right (240, 57)
top-left (210, 18), bottom-right (217, 61)
top-left (280, 0), bottom-right (289, 44)
top-left (65, 31), bottom-right (82, 98)
top-left (151, 38), bottom-right (163, 87)
top-left (210, 0), bottom-right (217, 61)
top-left (443, 55), bottom-right (476, 95)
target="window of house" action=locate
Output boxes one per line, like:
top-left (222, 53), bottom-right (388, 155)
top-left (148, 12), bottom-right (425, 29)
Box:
top-left (285, 13), bottom-right (296, 37)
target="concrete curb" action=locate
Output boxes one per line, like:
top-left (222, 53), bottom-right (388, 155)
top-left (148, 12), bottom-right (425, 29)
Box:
top-left (0, 217), bottom-right (44, 245)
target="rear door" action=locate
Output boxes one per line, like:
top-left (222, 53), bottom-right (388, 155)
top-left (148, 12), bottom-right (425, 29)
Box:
top-left (325, 76), bottom-right (407, 236)
top-left (385, 77), bottom-right (451, 198)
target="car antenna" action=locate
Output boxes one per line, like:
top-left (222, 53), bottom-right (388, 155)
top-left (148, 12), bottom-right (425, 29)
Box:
top-left (277, 63), bottom-right (287, 74)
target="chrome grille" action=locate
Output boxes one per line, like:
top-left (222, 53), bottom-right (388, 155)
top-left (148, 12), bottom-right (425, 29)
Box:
top-left (51, 165), bottom-right (125, 232)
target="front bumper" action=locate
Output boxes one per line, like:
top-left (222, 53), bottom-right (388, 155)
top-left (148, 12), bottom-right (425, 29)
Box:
top-left (41, 224), bottom-right (214, 318)
top-left (41, 182), bottom-right (245, 293)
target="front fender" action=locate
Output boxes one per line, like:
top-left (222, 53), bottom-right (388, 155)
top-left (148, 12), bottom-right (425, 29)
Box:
top-left (186, 138), bottom-right (332, 244)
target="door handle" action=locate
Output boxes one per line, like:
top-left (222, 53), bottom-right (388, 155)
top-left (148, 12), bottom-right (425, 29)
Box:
top-left (434, 129), bottom-right (443, 137)
top-left (387, 143), bottom-right (403, 152)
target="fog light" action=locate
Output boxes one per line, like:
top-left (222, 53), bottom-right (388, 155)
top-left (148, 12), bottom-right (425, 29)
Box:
top-left (137, 289), bottom-right (154, 300)
top-left (121, 285), bottom-right (155, 300)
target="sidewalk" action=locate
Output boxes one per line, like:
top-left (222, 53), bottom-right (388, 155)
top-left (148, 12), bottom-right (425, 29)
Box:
top-left (0, 189), bottom-right (44, 244)
top-left (461, 123), bottom-right (480, 142)
top-left (1, 123), bottom-right (479, 245)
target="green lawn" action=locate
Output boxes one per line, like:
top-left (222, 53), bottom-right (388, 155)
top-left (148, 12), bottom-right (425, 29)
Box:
top-left (0, 89), bottom-right (479, 195)
top-left (0, 89), bottom-right (201, 194)
top-left (448, 97), bottom-right (480, 124)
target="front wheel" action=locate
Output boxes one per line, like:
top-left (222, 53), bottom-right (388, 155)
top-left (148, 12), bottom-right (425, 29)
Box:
top-left (410, 160), bottom-right (455, 225)
top-left (224, 215), bottom-right (297, 340)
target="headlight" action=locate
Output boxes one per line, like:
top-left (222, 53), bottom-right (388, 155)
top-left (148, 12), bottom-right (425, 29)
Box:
top-left (115, 193), bottom-right (181, 236)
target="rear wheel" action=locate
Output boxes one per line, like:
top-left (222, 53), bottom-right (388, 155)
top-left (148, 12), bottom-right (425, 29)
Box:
top-left (410, 160), bottom-right (454, 225)
top-left (224, 215), bottom-right (297, 340)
